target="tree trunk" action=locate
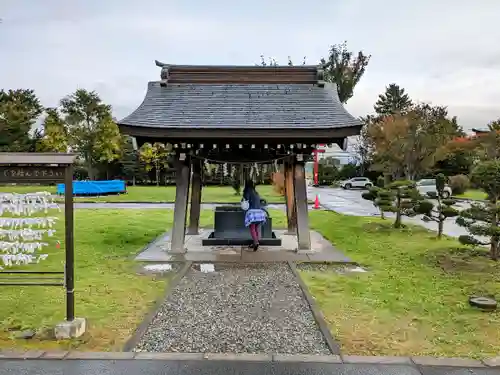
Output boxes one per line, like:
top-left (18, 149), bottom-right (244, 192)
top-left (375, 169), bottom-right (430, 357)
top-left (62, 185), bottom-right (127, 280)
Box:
top-left (437, 199), bottom-right (443, 239)
top-left (394, 194), bottom-right (402, 228)
top-left (86, 158), bottom-right (95, 180)
top-left (437, 219), bottom-right (444, 239)
top-left (490, 239), bottom-right (498, 261)
top-left (156, 168), bottom-right (160, 186)
top-left (132, 176), bottom-right (136, 186)
top-left (491, 206), bottom-right (499, 260)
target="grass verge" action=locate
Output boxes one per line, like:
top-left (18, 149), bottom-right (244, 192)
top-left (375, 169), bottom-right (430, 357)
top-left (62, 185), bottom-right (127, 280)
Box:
top-left (0, 208), bottom-right (286, 351)
top-left (301, 211), bottom-right (500, 359)
top-left (0, 210), bottom-right (173, 351)
top-left (0, 185), bottom-right (284, 203)
top-left (456, 189), bottom-right (488, 201)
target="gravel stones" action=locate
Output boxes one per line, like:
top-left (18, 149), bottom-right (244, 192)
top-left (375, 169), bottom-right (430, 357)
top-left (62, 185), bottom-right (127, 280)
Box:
top-left (135, 263), bottom-right (331, 355)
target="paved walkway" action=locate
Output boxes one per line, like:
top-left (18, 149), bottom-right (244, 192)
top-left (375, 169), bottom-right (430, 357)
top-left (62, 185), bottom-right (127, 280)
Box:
top-left (0, 359), bottom-right (498, 375)
top-left (309, 187), bottom-right (477, 240)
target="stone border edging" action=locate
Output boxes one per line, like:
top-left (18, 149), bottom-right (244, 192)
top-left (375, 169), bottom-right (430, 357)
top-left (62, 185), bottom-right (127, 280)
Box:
top-left (1, 351), bottom-right (498, 367)
top-left (286, 260), bottom-right (341, 355)
top-left (122, 261), bottom-right (193, 352)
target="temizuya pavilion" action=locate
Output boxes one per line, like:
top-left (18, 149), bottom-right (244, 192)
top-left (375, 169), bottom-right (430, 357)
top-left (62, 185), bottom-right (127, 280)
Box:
top-left (118, 61), bottom-right (361, 253)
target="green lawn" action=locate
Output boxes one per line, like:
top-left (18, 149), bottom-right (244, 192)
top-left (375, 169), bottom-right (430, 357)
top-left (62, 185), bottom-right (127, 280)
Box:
top-left (455, 189), bottom-right (488, 201)
top-left (0, 208), bottom-right (285, 351)
top-left (0, 184), bottom-right (284, 203)
top-left (302, 211), bottom-right (500, 359)
top-left (2, 208), bottom-right (497, 357)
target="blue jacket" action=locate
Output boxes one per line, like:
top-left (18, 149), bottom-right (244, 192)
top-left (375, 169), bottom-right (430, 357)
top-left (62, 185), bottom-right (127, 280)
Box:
top-left (243, 187), bottom-right (261, 210)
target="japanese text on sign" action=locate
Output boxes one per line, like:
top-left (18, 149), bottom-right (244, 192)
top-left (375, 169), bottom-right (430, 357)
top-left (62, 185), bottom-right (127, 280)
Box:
top-left (0, 167), bottom-right (65, 183)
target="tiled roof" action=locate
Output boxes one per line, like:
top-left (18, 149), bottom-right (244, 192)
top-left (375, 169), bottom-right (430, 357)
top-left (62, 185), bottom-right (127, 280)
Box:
top-left (118, 64), bottom-right (361, 130)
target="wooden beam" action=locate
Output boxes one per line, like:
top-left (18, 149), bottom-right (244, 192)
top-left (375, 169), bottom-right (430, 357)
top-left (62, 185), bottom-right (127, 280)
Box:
top-left (187, 159), bottom-right (202, 235)
top-left (294, 161), bottom-right (311, 251)
top-left (170, 156), bottom-right (191, 253)
top-left (284, 160), bottom-right (297, 234)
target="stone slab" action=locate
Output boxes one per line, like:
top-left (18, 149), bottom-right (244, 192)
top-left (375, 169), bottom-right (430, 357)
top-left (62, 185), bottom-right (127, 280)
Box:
top-left (241, 250), bottom-right (308, 263)
top-left (183, 253), bottom-right (242, 262)
top-left (342, 355), bottom-right (412, 364)
top-left (0, 350), bottom-right (44, 359)
top-left (273, 354), bottom-right (342, 363)
top-left (65, 352), bottom-right (136, 360)
top-left (135, 229), bottom-right (351, 264)
top-left (418, 367), bottom-right (478, 375)
top-left (483, 357), bottom-right (500, 367)
top-left (134, 352), bottom-right (204, 360)
top-left (40, 351), bottom-right (69, 359)
top-left (412, 356), bottom-right (485, 367)
top-left (205, 353), bottom-right (272, 361)
top-left (54, 317), bottom-right (86, 339)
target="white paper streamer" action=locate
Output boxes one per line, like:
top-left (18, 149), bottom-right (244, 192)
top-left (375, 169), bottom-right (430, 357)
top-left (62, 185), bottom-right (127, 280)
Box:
top-left (0, 192), bottom-right (59, 270)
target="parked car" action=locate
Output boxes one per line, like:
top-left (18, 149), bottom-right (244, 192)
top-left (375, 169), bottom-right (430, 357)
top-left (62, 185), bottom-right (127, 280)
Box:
top-left (340, 177), bottom-right (373, 190)
top-left (415, 178), bottom-right (452, 198)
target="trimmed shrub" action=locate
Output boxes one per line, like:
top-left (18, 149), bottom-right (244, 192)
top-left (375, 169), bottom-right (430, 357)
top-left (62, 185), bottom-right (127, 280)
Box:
top-left (449, 174), bottom-right (470, 195)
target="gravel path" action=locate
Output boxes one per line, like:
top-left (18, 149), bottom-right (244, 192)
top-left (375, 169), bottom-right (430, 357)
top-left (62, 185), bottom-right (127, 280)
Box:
top-left (135, 263), bottom-right (331, 355)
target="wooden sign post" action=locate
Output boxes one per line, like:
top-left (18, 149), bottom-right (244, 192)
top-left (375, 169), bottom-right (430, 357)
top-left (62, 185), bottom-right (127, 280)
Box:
top-left (0, 153), bottom-right (85, 338)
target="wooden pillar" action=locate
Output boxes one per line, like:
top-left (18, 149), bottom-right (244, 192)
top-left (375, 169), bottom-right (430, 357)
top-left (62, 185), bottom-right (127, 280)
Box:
top-left (170, 154), bottom-right (191, 253)
top-left (284, 160), bottom-right (297, 234)
top-left (294, 158), bottom-right (311, 251)
top-left (187, 159), bottom-right (202, 235)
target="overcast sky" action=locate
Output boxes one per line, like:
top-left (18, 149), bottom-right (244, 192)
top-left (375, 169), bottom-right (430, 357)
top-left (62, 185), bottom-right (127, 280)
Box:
top-left (1, 0), bottom-right (498, 131)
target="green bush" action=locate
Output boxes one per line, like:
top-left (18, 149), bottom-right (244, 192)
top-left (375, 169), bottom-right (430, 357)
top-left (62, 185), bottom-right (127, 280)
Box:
top-left (448, 174), bottom-right (470, 195)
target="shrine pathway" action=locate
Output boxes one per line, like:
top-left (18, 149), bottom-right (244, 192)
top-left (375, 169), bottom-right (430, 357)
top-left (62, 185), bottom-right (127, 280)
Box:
top-left (134, 263), bottom-right (333, 355)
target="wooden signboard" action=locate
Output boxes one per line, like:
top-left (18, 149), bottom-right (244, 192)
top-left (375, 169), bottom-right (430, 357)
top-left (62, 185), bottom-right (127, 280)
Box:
top-left (0, 166), bottom-right (65, 183)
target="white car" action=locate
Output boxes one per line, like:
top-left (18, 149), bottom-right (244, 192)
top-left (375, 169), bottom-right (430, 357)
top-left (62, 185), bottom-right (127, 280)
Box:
top-left (340, 177), bottom-right (373, 189)
top-left (416, 179), bottom-right (452, 198)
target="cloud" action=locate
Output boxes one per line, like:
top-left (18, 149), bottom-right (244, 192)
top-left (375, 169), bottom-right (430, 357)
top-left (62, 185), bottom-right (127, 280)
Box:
top-left (1, 0), bottom-right (499, 130)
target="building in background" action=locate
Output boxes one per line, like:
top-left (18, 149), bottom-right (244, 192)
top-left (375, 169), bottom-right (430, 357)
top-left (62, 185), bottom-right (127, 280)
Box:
top-left (305, 140), bottom-right (358, 184)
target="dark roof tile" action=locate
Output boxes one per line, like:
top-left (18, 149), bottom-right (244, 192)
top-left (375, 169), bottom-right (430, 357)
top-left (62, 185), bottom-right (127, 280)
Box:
top-left (119, 81), bottom-right (361, 129)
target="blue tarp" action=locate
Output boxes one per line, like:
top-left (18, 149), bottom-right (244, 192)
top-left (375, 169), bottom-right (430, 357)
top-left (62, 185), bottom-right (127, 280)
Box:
top-left (56, 180), bottom-right (126, 196)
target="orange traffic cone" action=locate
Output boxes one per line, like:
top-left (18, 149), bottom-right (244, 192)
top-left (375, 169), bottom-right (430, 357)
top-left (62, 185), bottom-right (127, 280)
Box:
top-left (313, 194), bottom-right (320, 209)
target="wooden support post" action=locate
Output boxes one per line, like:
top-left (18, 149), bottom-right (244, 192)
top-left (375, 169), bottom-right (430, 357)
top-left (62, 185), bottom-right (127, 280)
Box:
top-left (284, 160), bottom-right (297, 234)
top-left (187, 159), bottom-right (202, 235)
top-left (64, 164), bottom-right (75, 321)
top-left (294, 160), bottom-right (311, 251)
top-left (170, 155), bottom-right (191, 253)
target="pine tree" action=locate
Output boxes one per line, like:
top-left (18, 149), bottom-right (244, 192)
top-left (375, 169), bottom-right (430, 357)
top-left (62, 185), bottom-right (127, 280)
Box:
top-left (374, 83), bottom-right (413, 116)
top-left (389, 181), bottom-right (424, 228)
top-left (456, 161), bottom-right (500, 260)
top-left (416, 174), bottom-right (459, 238)
top-left (362, 176), bottom-right (393, 219)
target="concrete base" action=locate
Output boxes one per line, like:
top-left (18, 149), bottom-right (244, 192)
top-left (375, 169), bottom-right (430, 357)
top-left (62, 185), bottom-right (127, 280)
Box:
top-left (135, 229), bottom-right (352, 264)
top-left (54, 318), bottom-right (86, 339)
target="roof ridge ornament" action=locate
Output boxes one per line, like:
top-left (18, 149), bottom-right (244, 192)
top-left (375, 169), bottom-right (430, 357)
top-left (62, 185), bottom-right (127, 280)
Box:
top-left (155, 60), bottom-right (170, 87)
